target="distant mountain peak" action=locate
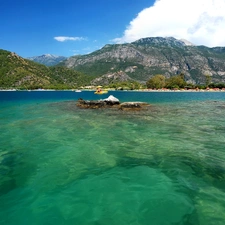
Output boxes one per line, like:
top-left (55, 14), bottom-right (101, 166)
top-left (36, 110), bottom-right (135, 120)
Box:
top-left (27, 54), bottom-right (67, 66)
top-left (42, 54), bottom-right (60, 58)
top-left (43, 53), bottom-right (54, 57)
top-left (132, 36), bottom-right (194, 47)
top-left (179, 39), bottom-right (194, 46)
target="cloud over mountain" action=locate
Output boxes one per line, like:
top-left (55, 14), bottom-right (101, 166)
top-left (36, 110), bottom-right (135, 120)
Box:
top-left (113, 0), bottom-right (225, 47)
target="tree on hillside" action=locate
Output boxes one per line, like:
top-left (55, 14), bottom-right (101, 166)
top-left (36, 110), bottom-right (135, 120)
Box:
top-left (166, 74), bottom-right (187, 89)
top-left (205, 74), bottom-right (212, 87)
top-left (146, 74), bottom-right (166, 89)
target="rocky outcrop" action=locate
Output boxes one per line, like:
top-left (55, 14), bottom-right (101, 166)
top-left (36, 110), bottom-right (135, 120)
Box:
top-left (90, 71), bottom-right (133, 86)
top-left (76, 95), bottom-right (120, 109)
top-left (76, 95), bottom-right (150, 111)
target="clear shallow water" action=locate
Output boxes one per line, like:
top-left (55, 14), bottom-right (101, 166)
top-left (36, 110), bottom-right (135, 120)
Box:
top-left (0, 91), bottom-right (225, 225)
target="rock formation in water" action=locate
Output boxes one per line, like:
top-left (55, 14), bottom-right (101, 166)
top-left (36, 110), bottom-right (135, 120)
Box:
top-left (76, 95), bottom-right (150, 111)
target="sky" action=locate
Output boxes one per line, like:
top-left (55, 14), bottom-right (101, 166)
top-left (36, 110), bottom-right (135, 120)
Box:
top-left (1, 0), bottom-right (225, 58)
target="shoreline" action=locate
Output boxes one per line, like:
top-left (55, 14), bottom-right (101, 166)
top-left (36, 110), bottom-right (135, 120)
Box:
top-left (1, 89), bottom-right (225, 92)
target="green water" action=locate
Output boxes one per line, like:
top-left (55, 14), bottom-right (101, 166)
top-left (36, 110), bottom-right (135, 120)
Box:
top-left (1, 91), bottom-right (225, 224)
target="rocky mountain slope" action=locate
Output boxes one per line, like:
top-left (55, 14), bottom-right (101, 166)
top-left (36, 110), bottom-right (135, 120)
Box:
top-left (27, 54), bottom-right (67, 66)
top-left (0, 49), bottom-right (90, 89)
top-left (60, 37), bottom-right (225, 85)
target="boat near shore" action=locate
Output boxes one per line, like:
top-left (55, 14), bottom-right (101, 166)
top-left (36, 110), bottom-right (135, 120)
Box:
top-left (94, 90), bottom-right (108, 94)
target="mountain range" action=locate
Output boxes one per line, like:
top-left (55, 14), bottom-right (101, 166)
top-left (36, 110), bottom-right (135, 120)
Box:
top-left (59, 37), bottom-right (225, 85)
top-left (1, 36), bottom-right (225, 89)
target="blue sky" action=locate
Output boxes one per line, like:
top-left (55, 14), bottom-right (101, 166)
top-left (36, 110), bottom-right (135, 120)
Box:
top-left (1, 0), bottom-right (225, 58)
top-left (1, 0), bottom-right (153, 57)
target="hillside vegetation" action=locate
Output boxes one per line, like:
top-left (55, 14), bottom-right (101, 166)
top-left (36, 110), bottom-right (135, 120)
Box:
top-left (0, 49), bottom-right (91, 89)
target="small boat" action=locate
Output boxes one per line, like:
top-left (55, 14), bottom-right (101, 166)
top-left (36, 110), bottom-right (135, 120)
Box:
top-left (95, 85), bottom-right (108, 94)
top-left (75, 90), bottom-right (82, 92)
top-left (94, 90), bottom-right (108, 94)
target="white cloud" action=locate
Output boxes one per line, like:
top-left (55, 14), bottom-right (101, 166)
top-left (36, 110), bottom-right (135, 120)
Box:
top-left (54, 36), bottom-right (85, 42)
top-left (113, 0), bottom-right (225, 47)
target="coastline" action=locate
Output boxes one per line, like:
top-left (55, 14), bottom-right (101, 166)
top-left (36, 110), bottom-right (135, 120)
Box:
top-left (1, 88), bottom-right (225, 92)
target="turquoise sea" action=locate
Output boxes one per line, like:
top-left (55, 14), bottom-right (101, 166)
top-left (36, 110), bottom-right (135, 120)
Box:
top-left (1, 90), bottom-right (225, 225)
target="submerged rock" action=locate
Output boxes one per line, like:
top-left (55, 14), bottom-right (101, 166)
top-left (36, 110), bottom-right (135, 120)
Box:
top-left (119, 102), bottom-right (149, 111)
top-left (76, 99), bottom-right (107, 109)
top-left (76, 95), bottom-right (150, 110)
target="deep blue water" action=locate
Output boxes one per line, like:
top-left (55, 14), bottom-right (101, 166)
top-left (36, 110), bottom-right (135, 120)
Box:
top-left (1, 90), bottom-right (225, 103)
top-left (0, 90), bottom-right (225, 225)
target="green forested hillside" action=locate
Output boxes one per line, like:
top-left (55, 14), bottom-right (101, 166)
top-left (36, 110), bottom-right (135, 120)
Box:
top-left (49, 66), bottom-right (91, 89)
top-left (0, 49), bottom-right (91, 89)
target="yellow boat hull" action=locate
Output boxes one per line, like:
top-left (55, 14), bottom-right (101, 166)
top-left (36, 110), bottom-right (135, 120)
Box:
top-left (94, 90), bottom-right (108, 94)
